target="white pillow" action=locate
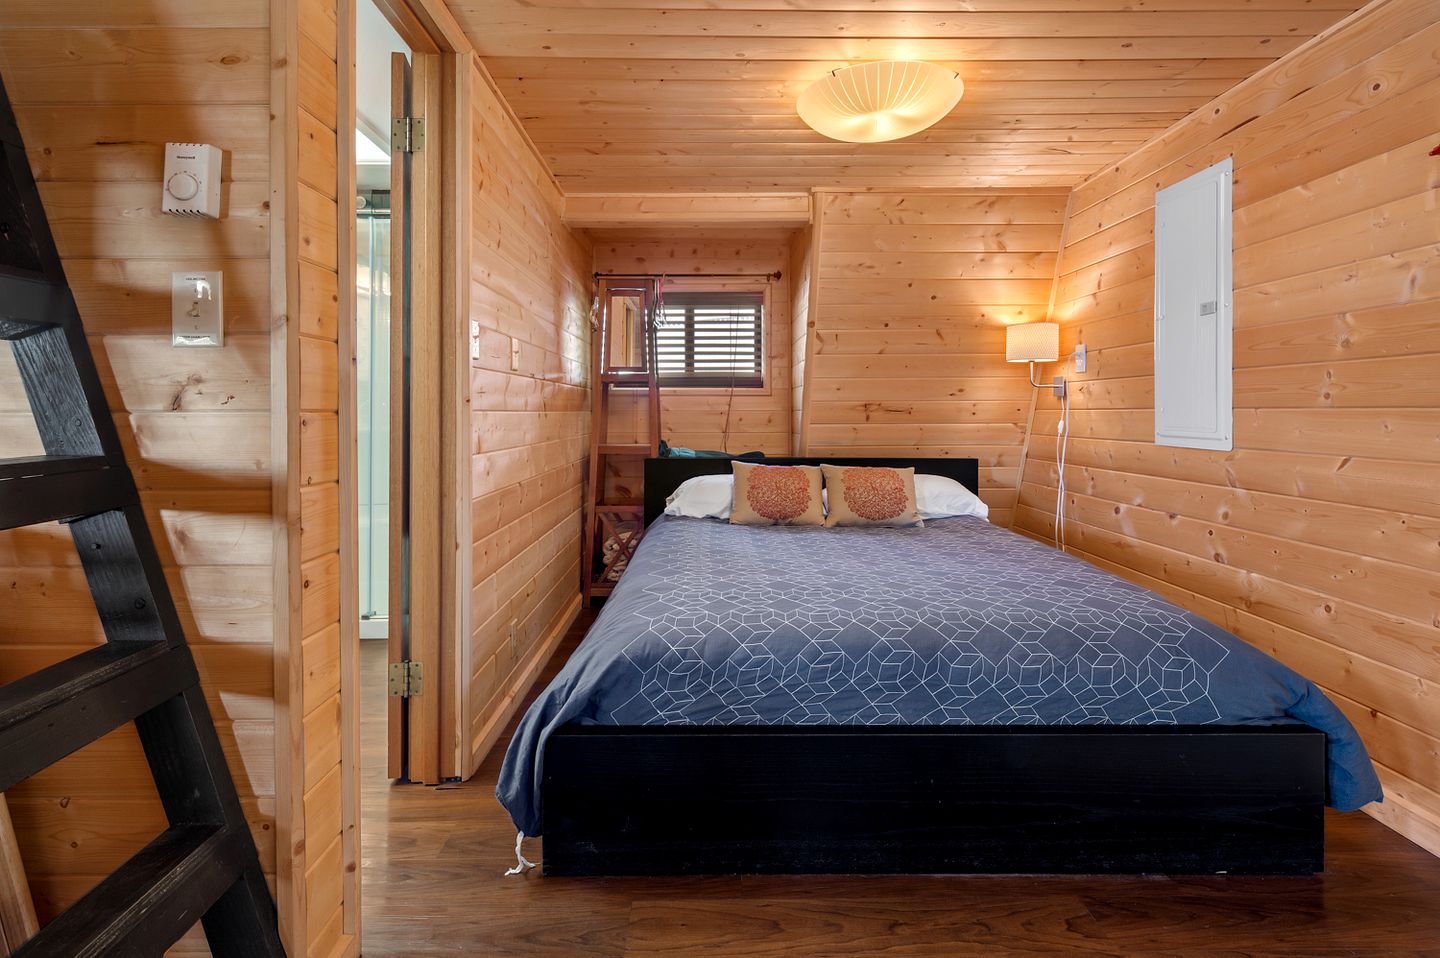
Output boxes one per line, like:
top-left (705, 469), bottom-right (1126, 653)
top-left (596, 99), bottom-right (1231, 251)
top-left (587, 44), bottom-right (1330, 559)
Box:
top-left (915, 474), bottom-right (988, 521)
top-left (663, 474), bottom-right (734, 519)
top-left (665, 471), bottom-right (984, 521)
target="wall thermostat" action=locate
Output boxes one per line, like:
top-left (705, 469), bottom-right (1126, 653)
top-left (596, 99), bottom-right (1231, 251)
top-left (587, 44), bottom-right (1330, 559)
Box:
top-left (162, 143), bottom-right (222, 218)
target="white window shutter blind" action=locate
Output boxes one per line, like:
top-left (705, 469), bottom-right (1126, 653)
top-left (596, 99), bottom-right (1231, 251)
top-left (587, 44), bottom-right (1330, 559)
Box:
top-left (655, 291), bottom-right (764, 388)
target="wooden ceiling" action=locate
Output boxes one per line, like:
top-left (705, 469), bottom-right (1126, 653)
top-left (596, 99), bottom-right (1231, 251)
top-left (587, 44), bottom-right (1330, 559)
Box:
top-left (450, 0), bottom-right (1368, 193)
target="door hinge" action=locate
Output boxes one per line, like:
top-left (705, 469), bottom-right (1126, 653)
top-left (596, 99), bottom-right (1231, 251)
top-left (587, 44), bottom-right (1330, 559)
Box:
top-left (388, 660), bottom-right (424, 698)
top-left (391, 116), bottom-right (425, 153)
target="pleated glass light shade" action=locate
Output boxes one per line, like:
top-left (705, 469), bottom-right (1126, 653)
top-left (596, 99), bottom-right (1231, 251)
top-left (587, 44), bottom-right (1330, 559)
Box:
top-left (1005, 322), bottom-right (1060, 363)
top-left (797, 61), bottom-right (964, 143)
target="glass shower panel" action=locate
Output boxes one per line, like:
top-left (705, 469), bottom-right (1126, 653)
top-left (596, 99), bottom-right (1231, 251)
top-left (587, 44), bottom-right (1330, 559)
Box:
top-left (357, 207), bottom-right (391, 636)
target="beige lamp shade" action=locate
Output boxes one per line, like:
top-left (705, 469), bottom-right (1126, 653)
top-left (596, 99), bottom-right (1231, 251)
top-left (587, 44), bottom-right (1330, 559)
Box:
top-left (1005, 322), bottom-right (1060, 363)
top-left (797, 61), bottom-right (964, 143)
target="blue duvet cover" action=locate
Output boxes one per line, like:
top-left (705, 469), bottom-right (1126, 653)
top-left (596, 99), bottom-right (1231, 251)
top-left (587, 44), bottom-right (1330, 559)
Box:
top-left (498, 515), bottom-right (1381, 835)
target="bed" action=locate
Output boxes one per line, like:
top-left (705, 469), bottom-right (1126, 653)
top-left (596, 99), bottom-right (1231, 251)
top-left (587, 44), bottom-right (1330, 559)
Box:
top-left (497, 457), bottom-right (1381, 876)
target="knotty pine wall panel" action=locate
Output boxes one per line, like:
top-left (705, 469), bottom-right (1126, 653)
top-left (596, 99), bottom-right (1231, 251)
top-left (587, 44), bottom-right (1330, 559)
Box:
top-left (466, 66), bottom-right (592, 775)
top-left (590, 229), bottom-right (796, 500)
top-left (1014, 0), bottom-right (1440, 856)
top-left (0, 2), bottom-right (278, 953)
top-left (289, 0), bottom-right (350, 954)
top-left (799, 190), bottom-right (1068, 528)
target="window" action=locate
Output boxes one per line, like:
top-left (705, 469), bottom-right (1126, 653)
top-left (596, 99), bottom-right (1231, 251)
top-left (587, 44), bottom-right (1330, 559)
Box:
top-left (655, 291), bottom-right (764, 388)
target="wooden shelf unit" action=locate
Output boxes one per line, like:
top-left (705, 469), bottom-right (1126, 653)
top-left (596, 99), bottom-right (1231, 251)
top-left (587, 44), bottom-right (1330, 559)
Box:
top-left (582, 278), bottom-right (662, 603)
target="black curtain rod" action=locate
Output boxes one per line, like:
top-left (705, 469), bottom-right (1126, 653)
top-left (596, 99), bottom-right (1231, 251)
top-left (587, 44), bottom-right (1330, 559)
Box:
top-left (594, 271), bottom-right (782, 281)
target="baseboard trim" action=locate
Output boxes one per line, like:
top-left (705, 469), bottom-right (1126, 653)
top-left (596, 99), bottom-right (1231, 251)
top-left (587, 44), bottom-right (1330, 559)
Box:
top-left (1364, 766), bottom-right (1440, 859)
top-left (465, 593), bottom-right (582, 778)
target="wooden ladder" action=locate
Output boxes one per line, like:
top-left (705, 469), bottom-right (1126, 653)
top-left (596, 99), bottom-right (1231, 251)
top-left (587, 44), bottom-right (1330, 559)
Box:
top-left (0, 76), bottom-right (285, 956)
top-left (582, 279), bottom-right (662, 603)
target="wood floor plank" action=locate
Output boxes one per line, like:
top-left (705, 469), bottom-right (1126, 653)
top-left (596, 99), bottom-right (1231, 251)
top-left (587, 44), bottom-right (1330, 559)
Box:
top-left (626, 896), bottom-right (1099, 957)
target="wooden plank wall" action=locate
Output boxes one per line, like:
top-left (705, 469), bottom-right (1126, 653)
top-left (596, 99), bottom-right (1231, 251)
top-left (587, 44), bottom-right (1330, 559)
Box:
top-left (1014, 0), bottom-right (1440, 856)
top-left (591, 229), bottom-right (796, 499)
top-left (0, 2), bottom-right (278, 954)
top-left (799, 190), bottom-right (1068, 527)
top-left (465, 66), bottom-right (592, 776)
top-left (281, 0), bottom-right (356, 953)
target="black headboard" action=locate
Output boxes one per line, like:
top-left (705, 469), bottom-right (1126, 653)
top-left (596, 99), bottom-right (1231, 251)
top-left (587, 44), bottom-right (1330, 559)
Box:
top-left (643, 457), bottom-right (981, 526)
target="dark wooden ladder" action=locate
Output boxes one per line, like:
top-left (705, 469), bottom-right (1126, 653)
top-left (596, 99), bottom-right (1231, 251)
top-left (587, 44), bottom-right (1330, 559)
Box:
top-left (0, 75), bottom-right (285, 957)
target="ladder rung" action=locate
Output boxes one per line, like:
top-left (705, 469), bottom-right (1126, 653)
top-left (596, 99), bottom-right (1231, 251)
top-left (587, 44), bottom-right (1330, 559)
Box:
top-left (599, 371), bottom-right (652, 384)
top-left (595, 503), bottom-right (643, 515)
top-left (0, 463), bottom-right (137, 530)
top-left (0, 316), bottom-right (53, 341)
top-left (0, 454), bottom-right (110, 481)
top-left (0, 272), bottom-right (68, 339)
top-left (598, 443), bottom-right (653, 456)
top-left (0, 642), bottom-right (198, 793)
top-left (9, 823), bottom-right (245, 958)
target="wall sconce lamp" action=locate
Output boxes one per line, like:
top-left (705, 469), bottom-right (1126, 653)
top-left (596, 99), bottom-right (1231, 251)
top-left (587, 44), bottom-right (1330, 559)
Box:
top-left (1006, 320), bottom-right (1071, 552)
top-left (1005, 321), bottom-right (1065, 399)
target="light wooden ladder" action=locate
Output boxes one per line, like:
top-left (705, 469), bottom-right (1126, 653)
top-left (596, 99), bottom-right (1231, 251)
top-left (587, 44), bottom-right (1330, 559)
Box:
top-left (582, 278), bottom-right (662, 603)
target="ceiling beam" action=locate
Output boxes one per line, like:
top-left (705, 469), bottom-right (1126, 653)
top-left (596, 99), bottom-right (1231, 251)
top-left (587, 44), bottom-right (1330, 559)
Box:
top-left (563, 192), bottom-right (813, 228)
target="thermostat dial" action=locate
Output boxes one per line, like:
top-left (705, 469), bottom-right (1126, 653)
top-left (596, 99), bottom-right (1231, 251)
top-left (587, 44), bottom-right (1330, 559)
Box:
top-left (166, 171), bottom-right (201, 202)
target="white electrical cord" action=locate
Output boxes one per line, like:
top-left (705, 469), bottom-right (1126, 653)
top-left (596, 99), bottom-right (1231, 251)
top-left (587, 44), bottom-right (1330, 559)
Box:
top-left (505, 831), bottom-right (537, 876)
top-left (1054, 386), bottom-right (1070, 552)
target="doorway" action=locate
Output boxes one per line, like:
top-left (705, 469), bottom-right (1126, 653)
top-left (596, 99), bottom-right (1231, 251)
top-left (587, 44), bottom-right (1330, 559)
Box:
top-left (354, 0), bottom-right (405, 645)
top-left (355, 196), bottom-right (391, 641)
top-left (348, 0), bottom-right (471, 793)
top-left (354, 0), bottom-right (411, 787)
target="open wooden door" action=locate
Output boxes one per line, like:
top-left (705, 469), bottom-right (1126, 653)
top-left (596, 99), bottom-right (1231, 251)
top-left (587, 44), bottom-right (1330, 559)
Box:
top-left (387, 49), bottom-right (447, 783)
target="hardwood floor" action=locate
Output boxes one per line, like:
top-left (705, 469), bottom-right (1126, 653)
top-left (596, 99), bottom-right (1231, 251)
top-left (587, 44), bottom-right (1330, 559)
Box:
top-left (359, 613), bottom-right (1440, 957)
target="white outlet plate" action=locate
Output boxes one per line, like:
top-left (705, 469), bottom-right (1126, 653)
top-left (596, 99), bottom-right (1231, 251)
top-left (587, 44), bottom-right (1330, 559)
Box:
top-left (1074, 343), bottom-right (1087, 373)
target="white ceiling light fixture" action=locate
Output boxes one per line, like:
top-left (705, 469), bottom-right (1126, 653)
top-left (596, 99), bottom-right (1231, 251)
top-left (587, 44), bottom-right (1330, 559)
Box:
top-left (797, 60), bottom-right (964, 143)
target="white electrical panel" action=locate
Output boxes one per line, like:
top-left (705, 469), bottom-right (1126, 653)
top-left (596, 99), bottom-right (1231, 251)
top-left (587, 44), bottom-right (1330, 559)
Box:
top-left (172, 271), bottom-right (224, 347)
top-left (1154, 157), bottom-right (1233, 451)
top-left (162, 143), bottom-right (222, 218)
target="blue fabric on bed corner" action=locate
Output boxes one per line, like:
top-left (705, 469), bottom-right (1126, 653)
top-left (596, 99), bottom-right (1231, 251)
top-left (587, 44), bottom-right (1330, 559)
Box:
top-left (497, 516), bottom-right (1382, 835)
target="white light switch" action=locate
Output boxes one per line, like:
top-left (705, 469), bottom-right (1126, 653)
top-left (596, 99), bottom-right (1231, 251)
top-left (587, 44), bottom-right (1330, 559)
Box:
top-left (172, 271), bottom-right (223, 347)
top-left (510, 338), bottom-right (521, 371)
top-left (469, 320), bottom-right (481, 361)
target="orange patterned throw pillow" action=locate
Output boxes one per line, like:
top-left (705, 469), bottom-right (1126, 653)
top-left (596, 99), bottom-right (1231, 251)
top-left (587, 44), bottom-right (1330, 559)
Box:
top-left (730, 461), bottom-right (824, 526)
top-left (821, 464), bottom-right (922, 528)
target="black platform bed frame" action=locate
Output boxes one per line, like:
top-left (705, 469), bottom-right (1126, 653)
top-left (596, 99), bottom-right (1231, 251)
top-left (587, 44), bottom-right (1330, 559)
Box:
top-left (543, 457), bottom-right (1327, 876)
